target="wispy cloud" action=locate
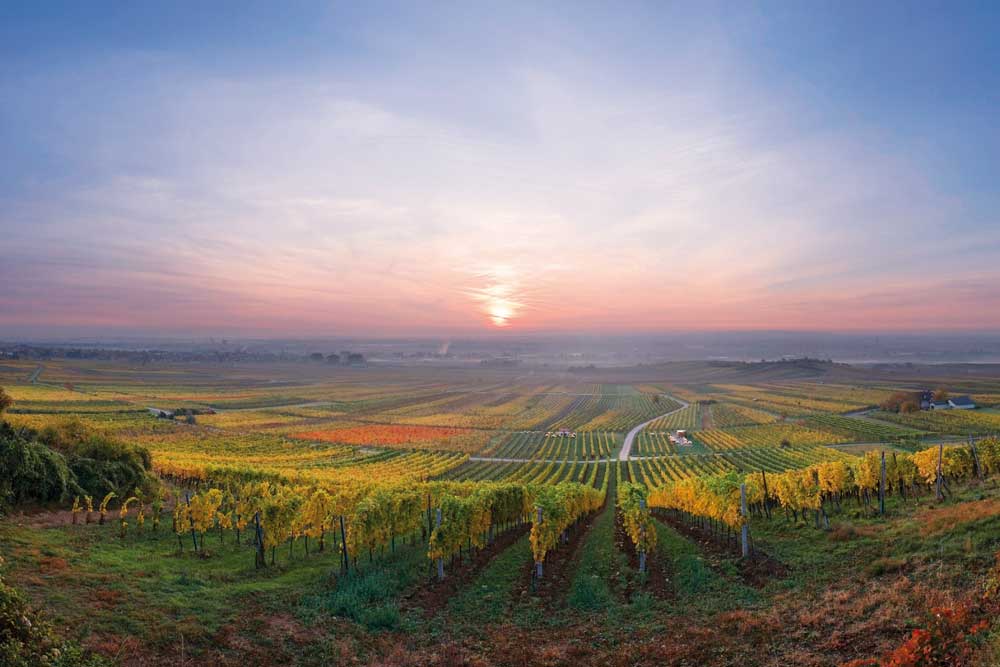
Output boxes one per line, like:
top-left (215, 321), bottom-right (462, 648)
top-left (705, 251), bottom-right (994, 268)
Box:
top-left (2, 4), bottom-right (998, 336)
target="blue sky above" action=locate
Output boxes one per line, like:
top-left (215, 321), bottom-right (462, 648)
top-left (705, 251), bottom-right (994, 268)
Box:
top-left (1, 2), bottom-right (999, 336)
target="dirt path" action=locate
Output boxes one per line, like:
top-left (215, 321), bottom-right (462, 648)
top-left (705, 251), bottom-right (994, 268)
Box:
top-left (405, 523), bottom-right (531, 616)
top-left (614, 508), bottom-right (674, 600)
top-left (653, 510), bottom-right (787, 588)
top-left (510, 503), bottom-right (605, 607)
top-left (619, 396), bottom-right (690, 461)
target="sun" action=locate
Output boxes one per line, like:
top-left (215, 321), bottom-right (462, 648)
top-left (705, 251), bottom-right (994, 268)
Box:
top-left (489, 303), bottom-right (513, 327)
top-left (464, 265), bottom-right (525, 329)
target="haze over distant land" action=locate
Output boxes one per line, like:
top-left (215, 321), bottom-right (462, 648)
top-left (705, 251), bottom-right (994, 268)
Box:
top-left (3, 332), bottom-right (1000, 367)
top-left (2, 3), bottom-right (999, 336)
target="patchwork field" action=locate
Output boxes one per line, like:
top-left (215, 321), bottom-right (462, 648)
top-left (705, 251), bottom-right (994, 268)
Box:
top-left (4, 358), bottom-right (1000, 666)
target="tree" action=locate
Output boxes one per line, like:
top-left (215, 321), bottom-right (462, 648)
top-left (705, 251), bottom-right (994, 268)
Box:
top-left (0, 387), bottom-right (11, 414)
top-left (326, 353), bottom-right (340, 365)
top-left (308, 352), bottom-right (324, 362)
top-left (881, 391), bottom-right (919, 413)
top-left (932, 387), bottom-right (950, 402)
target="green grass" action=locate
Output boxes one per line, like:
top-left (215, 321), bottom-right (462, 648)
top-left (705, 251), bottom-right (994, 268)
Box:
top-left (443, 534), bottom-right (531, 633)
top-left (299, 538), bottom-right (428, 631)
top-left (652, 519), bottom-right (758, 611)
top-left (566, 502), bottom-right (624, 612)
top-left (749, 479), bottom-right (1000, 593)
top-left (0, 519), bottom-right (430, 654)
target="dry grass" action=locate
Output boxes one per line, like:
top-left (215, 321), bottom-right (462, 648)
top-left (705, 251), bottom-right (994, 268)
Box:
top-left (917, 496), bottom-right (1000, 537)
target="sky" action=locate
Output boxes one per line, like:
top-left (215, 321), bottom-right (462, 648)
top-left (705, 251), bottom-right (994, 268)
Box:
top-left (1, 1), bottom-right (999, 338)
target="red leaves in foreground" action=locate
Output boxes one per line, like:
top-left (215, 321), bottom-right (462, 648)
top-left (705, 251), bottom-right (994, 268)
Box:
top-left (843, 554), bottom-right (1000, 667)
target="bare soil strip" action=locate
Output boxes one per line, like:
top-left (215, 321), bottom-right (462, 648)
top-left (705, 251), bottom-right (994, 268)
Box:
top-left (652, 510), bottom-right (787, 588)
top-left (405, 523), bottom-right (531, 616)
top-left (510, 506), bottom-right (603, 608)
top-left (614, 509), bottom-right (675, 600)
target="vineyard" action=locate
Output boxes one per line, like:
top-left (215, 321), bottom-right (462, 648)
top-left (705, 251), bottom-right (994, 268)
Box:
top-left (4, 360), bottom-right (1000, 666)
top-left (693, 423), bottom-right (850, 450)
top-left (626, 444), bottom-right (858, 485)
top-left (870, 408), bottom-right (1000, 435)
top-left (805, 413), bottom-right (925, 441)
top-left (645, 402), bottom-right (701, 430)
top-left (483, 430), bottom-right (620, 459)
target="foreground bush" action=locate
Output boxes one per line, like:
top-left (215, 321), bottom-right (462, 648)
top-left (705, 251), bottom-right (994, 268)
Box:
top-left (0, 417), bottom-right (156, 509)
top-left (0, 557), bottom-right (110, 667)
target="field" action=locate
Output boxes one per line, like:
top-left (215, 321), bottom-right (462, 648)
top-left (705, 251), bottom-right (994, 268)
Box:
top-left (869, 408), bottom-right (1000, 435)
top-left (4, 358), bottom-right (1000, 666)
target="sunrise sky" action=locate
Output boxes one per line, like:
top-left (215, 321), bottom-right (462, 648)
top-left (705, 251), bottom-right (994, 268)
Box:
top-left (2, 3), bottom-right (999, 337)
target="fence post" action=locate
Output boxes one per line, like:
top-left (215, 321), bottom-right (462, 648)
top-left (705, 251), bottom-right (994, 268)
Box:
top-left (337, 515), bottom-right (349, 574)
top-left (639, 498), bottom-right (647, 573)
top-left (535, 506), bottom-right (544, 579)
top-left (253, 511), bottom-right (265, 570)
top-left (426, 493), bottom-right (432, 542)
top-left (935, 443), bottom-right (945, 501)
top-left (760, 469), bottom-right (771, 519)
top-left (879, 450), bottom-right (886, 516)
top-left (740, 483), bottom-right (749, 558)
top-left (435, 508), bottom-right (444, 581)
top-left (970, 435), bottom-right (983, 479)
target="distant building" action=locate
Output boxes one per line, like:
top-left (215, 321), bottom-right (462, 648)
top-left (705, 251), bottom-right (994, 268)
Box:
top-left (928, 395), bottom-right (977, 410)
top-left (670, 430), bottom-right (692, 446)
top-left (948, 395), bottom-right (976, 410)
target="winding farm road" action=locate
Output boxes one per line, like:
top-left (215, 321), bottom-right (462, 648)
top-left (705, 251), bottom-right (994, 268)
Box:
top-left (618, 396), bottom-right (689, 461)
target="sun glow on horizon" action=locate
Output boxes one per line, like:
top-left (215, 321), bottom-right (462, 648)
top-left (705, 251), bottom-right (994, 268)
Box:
top-left (465, 266), bottom-right (526, 328)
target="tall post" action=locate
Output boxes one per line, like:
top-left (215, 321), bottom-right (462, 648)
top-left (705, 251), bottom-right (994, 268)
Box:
top-left (339, 515), bottom-right (349, 574)
top-left (879, 451), bottom-right (886, 516)
top-left (740, 483), bottom-right (749, 558)
top-left (935, 443), bottom-right (945, 501)
top-left (535, 507), bottom-right (544, 579)
top-left (892, 451), bottom-right (905, 499)
top-left (186, 492), bottom-right (198, 552)
top-left (638, 498), bottom-right (647, 573)
top-left (760, 469), bottom-right (771, 519)
top-left (435, 508), bottom-right (444, 581)
top-left (253, 512), bottom-right (265, 570)
top-left (970, 435), bottom-right (983, 479)
top-left (426, 493), bottom-right (432, 542)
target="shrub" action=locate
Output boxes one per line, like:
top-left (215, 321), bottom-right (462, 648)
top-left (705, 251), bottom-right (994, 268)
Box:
top-left (0, 418), bottom-right (157, 509)
top-left (0, 558), bottom-right (111, 667)
top-left (0, 423), bottom-right (78, 507)
top-left (37, 419), bottom-right (156, 498)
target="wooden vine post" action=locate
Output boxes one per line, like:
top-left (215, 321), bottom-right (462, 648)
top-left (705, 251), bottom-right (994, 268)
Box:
top-left (425, 493), bottom-right (432, 542)
top-left (339, 515), bottom-right (349, 574)
top-left (760, 469), bottom-right (771, 519)
top-left (740, 483), bottom-right (749, 558)
top-left (435, 508), bottom-right (444, 581)
top-left (535, 506), bottom-right (544, 579)
top-left (935, 443), bottom-right (945, 501)
top-left (970, 435), bottom-right (983, 480)
top-left (638, 497), bottom-right (647, 574)
top-left (253, 511), bottom-right (265, 570)
top-left (879, 450), bottom-right (886, 516)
